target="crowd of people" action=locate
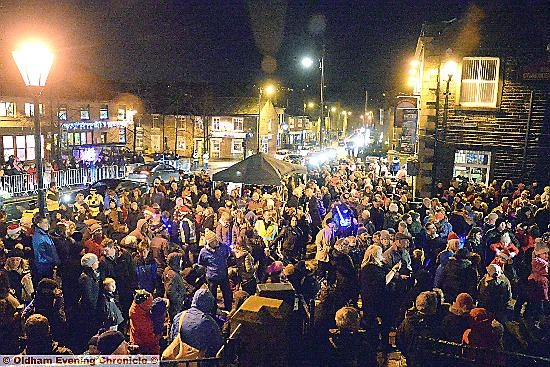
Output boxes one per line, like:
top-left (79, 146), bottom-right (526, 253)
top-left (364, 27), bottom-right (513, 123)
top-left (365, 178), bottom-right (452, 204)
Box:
top-left (0, 155), bottom-right (548, 366)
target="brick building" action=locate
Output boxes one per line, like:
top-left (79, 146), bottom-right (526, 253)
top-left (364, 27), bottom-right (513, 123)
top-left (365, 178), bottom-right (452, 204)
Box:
top-left (411, 8), bottom-right (550, 196)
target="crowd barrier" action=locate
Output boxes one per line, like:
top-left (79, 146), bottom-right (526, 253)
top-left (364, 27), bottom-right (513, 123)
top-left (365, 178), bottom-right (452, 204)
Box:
top-left (411, 336), bottom-right (550, 367)
top-left (0, 165), bottom-right (127, 197)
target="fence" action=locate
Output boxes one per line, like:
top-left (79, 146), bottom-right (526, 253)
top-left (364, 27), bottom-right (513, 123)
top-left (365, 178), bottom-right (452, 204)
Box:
top-left (411, 336), bottom-right (550, 367)
top-left (0, 165), bottom-right (127, 197)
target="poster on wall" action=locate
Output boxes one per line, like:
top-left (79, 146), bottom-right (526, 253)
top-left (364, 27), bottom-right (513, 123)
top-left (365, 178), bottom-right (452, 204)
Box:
top-left (395, 96), bottom-right (419, 155)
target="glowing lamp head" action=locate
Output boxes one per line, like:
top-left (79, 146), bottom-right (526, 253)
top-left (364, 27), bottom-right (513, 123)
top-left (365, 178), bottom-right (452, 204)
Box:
top-left (347, 111), bottom-right (352, 116)
top-left (410, 59), bottom-right (420, 68)
top-left (301, 57), bottom-right (314, 69)
top-left (264, 84), bottom-right (276, 97)
top-left (331, 107), bottom-right (337, 113)
top-left (443, 60), bottom-right (458, 79)
top-left (307, 102), bottom-right (315, 109)
top-left (12, 40), bottom-right (54, 87)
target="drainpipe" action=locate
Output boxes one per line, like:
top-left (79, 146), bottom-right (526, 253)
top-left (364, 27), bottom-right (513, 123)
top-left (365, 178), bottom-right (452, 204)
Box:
top-left (521, 91), bottom-right (534, 179)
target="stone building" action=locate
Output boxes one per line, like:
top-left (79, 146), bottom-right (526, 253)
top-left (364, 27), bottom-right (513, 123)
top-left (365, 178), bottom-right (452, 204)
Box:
top-left (411, 7), bottom-right (550, 196)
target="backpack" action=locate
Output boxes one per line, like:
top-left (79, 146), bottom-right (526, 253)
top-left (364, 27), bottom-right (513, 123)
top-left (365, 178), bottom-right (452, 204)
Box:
top-left (162, 311), bottom-right (203, 364)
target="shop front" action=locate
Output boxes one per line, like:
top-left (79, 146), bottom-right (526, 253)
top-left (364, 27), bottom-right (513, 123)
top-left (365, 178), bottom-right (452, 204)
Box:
top-left (61, 120), bottom-right (129, 162)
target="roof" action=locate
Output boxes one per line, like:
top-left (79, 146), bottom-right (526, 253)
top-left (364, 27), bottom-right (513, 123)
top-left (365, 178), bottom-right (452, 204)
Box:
top-left (212, 153), bottom-right (306, 185)
top-left (207, 97), bottom-right (260, 116)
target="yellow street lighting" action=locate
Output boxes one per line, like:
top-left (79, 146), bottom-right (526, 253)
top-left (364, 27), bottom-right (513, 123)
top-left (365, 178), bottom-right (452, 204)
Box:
top-left (13, 40), bottom-right (54, 87)
top-left (264, 84), bottom-right (276, 97)
top-left (13, 39), bottom-right (54, 215)
top-left (408, 68), bottom-right (417, 75)
top-left (307, 101), bottom-right (315, 109)
top-left (347, 111), bottom-right (352, 116)
top-left (331, 106), bottom-right (336, 113)
top-left (410, 59), bottom-right (420, 68)
top-left (360, 114), bottom-right (364, 119)
top-left (341, 110), bottom-right (347, 116)
top-left (443, 60), bottom-right (458, 80)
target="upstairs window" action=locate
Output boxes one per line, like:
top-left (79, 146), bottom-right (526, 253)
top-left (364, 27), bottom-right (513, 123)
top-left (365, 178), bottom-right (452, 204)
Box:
top-left (117, 106), bottom-right (126, 120)
top-left (100, 104), bottom-right (109, 119)
top-left (24, 103), bottom-right (44, 117)
top-left (233, 117), bottom-right (243, 131)
top-left (0, 102), bottom-right (15, 117)
top-left (212, 117), bottom-right (220, 131)
top-left (80, 106), bottom-right (90, 120)
top-left (58, 106), bottom-right (68, 120)
top-left (460, 57), bottom-right (500, 108)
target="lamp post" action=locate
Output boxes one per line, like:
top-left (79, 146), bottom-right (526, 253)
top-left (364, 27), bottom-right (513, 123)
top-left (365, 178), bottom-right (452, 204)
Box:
top-left (257, 84), bottom-right (275, 154)
top-left (442, 60), bottom-right (458, 143)
top-left (13, 41), bottom-right (54, 215)
top-left (302, 49), bottom-right (325, 148)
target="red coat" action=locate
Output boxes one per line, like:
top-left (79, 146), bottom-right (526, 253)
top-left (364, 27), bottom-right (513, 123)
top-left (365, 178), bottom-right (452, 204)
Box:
top-left (129, 296), bottom-right (160, 354)
top-left (84, 238), bottom-right (103, 258)
top-left (528, 257), bottom-right (549, 301)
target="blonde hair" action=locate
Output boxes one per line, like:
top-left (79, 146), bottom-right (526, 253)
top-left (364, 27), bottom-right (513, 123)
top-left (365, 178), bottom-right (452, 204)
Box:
top-left (361, 244), bottom-right (383, 268)
top-left (103, 277), bottom-right (116, 287)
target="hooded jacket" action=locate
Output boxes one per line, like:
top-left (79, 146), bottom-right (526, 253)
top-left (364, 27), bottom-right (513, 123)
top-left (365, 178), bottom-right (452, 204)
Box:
top-left (32, 227), bottom-right (60, 268)
top-left (171, 289), bottom-right (223, 357)
top-left (163, 252), bottom-right (187, 317)
top-left (198, 242), bottom-right (230, 280)
top-left (528, 256), bottom-right (549, 301)
top-left (129, 294), bottom-right (159, 354)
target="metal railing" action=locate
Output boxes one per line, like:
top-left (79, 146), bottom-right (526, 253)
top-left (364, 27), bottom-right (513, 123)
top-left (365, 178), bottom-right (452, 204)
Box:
top-left (411, 336), bottom-right (550, 367)
top-left (0, 165), bottom-right (127, 197)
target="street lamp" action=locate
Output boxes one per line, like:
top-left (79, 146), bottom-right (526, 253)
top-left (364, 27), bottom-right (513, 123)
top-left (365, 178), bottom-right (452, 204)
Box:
top-left (257, 83), bottom-right (276, 154)
top-left (13, 40), bottom-right (54, 215)
top-left (442, 59), bottom-right (458, 142)
top-left (301, 51), bottom-right (325, 148)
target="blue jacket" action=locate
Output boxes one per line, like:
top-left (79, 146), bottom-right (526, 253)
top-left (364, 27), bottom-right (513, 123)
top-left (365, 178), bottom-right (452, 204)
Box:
top-left (170, 289), bottom-right (223, 357)
top-left (198, 244), bottom-right (230, 281)
top-left (104, 193), bottom-right (121, 209)
top-left (32, 227), bottom-right (60, 266)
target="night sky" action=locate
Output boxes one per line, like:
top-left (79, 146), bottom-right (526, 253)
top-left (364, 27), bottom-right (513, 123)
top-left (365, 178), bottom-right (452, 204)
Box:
top-left (1, 1), bottom-right (547, 112)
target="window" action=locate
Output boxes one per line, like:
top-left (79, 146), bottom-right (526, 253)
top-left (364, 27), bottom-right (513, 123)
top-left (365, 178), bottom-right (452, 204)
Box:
top-left (25, 135), bottom-right (35, 161)
top-left (3, 136), bottom-right (14, 161)
top-left (233, 117), bottom-right (244, 131)
top-left (460, 57), bottom-right (500, 108)
top-left (117, 107), bottom-right (126, 120)
top-left (100, 104), bottom-right (109, 120)
top-left (24, 103), bottom-right (44, 117)
top-left (80, 106), bottom-right (90, 120)
top-left (211, 139), bottom-right (221, 152)
top-left (58, 106), bottom-right (68, 120)
top-left (212, 117), bottom-right (220, 131)
top-left (453, 150), bottom-right (491, 186)
top-left (289, 118), bottom-right (295, 129)
top-left (100, 132), bottom-right (107, 144)
top-left (261, 137), bottom-right (269, 153)
top-left (0, 102), bottom-right (15, 117)
top-left (231, 139), bottom-right (243, 153)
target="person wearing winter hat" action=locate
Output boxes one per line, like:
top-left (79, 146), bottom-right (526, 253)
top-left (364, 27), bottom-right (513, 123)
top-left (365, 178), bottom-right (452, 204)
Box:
top-left (78, 252), bottom-right (102, 349)
top-left (5, 223), bottom-right (22, 249)
top-left (526, 240), bottom-right (549, 320)
top-left (198, 228), bottom-right (232, 310)
top-left (477, 264), bottom-right (512, 323)
top-left (4, 244), bottom-right (33, 302)
top-left (462, 308), bottom-right (504, 349)
top-left (84, 223), bottom-right (104, 258)
top-left (169, 288), bottom-right (223, 358)
top-left (97, 330), bottom-right (129, 355)
top-left (442, 293), bottom-right (474, 343)
top-left (129, 289), bottom-right (159, 354)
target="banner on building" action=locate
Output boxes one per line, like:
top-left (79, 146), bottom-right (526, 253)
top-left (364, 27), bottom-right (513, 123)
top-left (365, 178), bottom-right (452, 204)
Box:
top-left (395, 96), bottom-right (419, 155)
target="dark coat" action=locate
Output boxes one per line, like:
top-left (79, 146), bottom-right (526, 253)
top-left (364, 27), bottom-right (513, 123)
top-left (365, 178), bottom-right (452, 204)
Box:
top-left (440, 258), bottom-right (478, 302)
top-left (442, 312), bottom-right (471, 343)
top-left (330, 251), bottom-right (358, 308)
top-left (100, 248), bottom-right (137, 310)
top-left (163, 252), bottom-right (187, 318)
top-left (307, 196), bottom-right (322, 227)
top-left (134, 251), bottom-right (158, 294)
top-left (397, 308), bottom-right (443, 360)
top-left (98, 290), bottom-right (124, 328)
top-left (78, 267), bottom-right (101, 314)
top-left (359, 264), bottom-right (388, 320)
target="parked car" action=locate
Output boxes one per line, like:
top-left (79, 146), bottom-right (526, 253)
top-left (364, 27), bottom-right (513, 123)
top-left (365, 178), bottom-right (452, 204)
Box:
top-left (274, 149), bottom-right (292, 160)
top-left (283, 154), bottom-right (304, 165)
top-left (61, 179), bottom-right (148, 204)
top-left (127, 162), bottom-right (180, 185)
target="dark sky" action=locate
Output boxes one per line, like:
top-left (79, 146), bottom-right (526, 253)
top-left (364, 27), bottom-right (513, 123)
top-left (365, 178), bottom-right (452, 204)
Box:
top-left (1, 1), bottom-right (545, 112)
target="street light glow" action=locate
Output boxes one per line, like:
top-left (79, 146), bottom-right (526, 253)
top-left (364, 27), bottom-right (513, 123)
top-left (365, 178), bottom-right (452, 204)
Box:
top-left (12, 40), bottom-right (54, 87)
top-left (410, 59), bottom-right (420, 68)
top-left (307, 102), bottom-right (315, 108)
top-left (347, 111), bottom-right (352, 116)
top-left (443, 59), bottom-right (458, 79)
top-left (331, 106), bottom-right (336, 113)
top-left (301, 56), bottom-right (314, 69)
top-left (264, 84), bottom-right (276, 96)
top-left (341, 110), bottom-right (347, 115)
